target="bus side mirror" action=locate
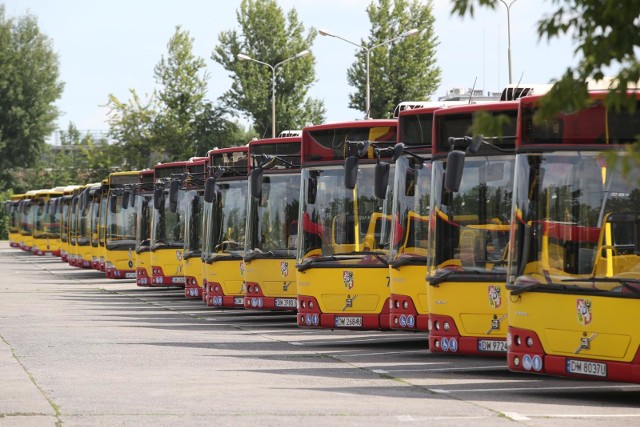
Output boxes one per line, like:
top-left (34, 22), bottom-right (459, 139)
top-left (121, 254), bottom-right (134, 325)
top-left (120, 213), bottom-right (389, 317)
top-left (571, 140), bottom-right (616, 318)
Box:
top-left (122, 191), bottom-right (130, 209)
top-left (110, 194), bottom-right (117, 214)
top-left (130, 192), bottom-right (136, 208)
top-left (153, 188), bottom-right (164, 210)
top-left (445, 150), bottom-right (465, 193)
top-left (204, 177), bottom-right (216, 204)
top-left (169, 180), bottom-right (180, 213)
top-left (250, 168), bottom-right (263, 199)
top-left (344, 156), bottom-right (359, 190)
top-left (374, 161), bottom-right (390, 200)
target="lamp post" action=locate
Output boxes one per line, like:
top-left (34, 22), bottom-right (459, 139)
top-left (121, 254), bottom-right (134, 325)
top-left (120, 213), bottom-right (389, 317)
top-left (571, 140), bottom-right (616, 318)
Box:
top-left (237, 49), bottom-right (310, 138)
top-left (319, 28), bottom-right (419, 119)
top-left (498, 0), bottom-right (519, 84)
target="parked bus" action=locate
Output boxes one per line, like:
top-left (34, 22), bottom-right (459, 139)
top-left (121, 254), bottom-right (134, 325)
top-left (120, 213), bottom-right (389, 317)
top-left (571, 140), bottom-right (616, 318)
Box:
top-left (506, 90), bottom-right (640, 382)
top-left (8, 194), bottom-right (25, 248)
top-left (296, 120), bottom-right (397, 330)
top-left (177, 157), bottom-right (208, 298)
top-left (105, 171), bottom-right (139, 279)
top-left (244, 135), bottom-right (301, 311)
top-left (67, 186), bottom-right (85, 267)
top-left (88, 183), bottom-right (105, 270)
top-left (150, 161), bottom-right (188, 286)
top-left (426, 101), bottom-right (520, 355)
top-left (19, 190), bottom-right (38, 252)
top-left (202, 146), bottom-right (249, 307)
top-left (378, 104), bottom-right (444, 331)
top-left (75, 184), bottom-right (99, 269)
top-left (32, 189), bottom-right (64, 256)
top-left (135, 170), bottom-right (155, 286)
top-left (59, 185), bottom-right (81, 263)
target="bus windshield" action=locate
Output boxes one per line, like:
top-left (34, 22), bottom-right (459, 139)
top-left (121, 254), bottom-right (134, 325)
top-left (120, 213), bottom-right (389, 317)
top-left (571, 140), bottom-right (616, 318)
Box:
top-left (430, 155), bottom-right (514, 275)
top-left (389, 156), bottom-right (431, 263)
top-left (245, 173), bottom-right (299, 258)
top-left (135, 195), bottom-right (152, 253)
top-left (151, 189), bottom-right (186, 250)
top-left (106, 194), bottom-right (137, 250)
top-left (298, 164), bottom-right (391, 264)
top-left (184, 190), bottom-right (203, 257)
top-left (204, 180), bottom-right (247, 258)
top-left (21, 200), bottom-right (33, 236)
top-left (509, 151), bottom-right (640, 296)
top-left (33, 198), bottom-right (48, 239)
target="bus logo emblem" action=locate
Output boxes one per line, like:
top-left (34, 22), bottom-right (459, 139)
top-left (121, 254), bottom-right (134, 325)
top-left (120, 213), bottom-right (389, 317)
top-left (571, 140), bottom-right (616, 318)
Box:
top-left (280, 261), bottom-right (289, 278)
top-left (240, 262), bottom-right (245, 275)
top-left (343, 271), bottom-right (354, 289)
top-left (577, 299), bottom-right (592, 325)
top-left (488, 286), bottom-right (502, 309)
top-left (176, 250), bottom-right (182, 262)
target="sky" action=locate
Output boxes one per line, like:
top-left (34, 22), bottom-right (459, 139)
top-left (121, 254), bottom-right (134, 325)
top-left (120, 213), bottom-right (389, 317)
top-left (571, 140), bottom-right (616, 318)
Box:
top-left (3, 0), bottom-right (576, 141)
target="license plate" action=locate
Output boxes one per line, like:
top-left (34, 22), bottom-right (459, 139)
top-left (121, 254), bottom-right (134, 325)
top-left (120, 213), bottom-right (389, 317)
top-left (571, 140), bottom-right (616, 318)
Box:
top-left (477, 339), bottom-right (508, 352)
top-left (125, 272), bottom-right (136, 278)
top-left (566, 359), bottom-right (607, 377)
top-left (335, 316), bottom-right (363, 327)
top-left (233, 297), bottom-right (244, 305)
top-left (171, 276), bottom-right (185, 284)
top-left (275, 298), bottom-right (297, 308)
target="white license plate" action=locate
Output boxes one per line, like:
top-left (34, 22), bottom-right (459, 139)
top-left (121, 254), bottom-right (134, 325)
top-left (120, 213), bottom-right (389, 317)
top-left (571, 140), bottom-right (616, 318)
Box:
top-left (233, 297), bottom-right (244, 305)
top-left (275, 298), bottom-right (297, 308)
top-left (566, 359), bottom-right (607, 377)
top-left (335, 316), bottom-right (363, 327)
top-left (125, 272), bottom-right (136, 278)
top-left (477, 339), bottom-right (508, 352)
top-left (171, 276), bottom-right (185, 284)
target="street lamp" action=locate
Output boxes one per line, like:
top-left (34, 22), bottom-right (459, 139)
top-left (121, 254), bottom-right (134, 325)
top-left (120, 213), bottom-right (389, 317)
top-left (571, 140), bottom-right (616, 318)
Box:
top-left (319, 28), bottom-right (419, 119)
top-left (237, 49), bottom-right (310, 138)
top-left (498, 0), bottom-right (519, 84)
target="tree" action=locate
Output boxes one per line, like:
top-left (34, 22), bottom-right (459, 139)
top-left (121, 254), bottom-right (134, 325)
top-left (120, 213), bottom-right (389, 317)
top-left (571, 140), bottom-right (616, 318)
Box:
top-left (213, 0), bottom-right (324, 138)
top-left (347, 0), bottom-right (441, 119)
top-left (450, 0), bottom-right (640, 172)
top-left (0, 5), bottom-right (64, 190)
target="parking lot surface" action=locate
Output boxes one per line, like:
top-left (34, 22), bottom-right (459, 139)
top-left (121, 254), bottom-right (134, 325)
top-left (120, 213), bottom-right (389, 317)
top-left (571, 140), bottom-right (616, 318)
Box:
top-left (1, 243), bottom-right (640, 426)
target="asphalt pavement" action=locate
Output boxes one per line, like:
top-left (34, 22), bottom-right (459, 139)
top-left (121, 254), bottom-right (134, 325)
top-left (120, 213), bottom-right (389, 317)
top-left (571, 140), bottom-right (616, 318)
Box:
top-left (1, 241), bottom-right (640, 426)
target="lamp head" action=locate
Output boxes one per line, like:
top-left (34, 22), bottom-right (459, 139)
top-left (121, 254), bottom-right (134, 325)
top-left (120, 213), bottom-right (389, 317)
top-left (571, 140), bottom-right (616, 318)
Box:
top-left (237, 53), bottom-right (252, 61)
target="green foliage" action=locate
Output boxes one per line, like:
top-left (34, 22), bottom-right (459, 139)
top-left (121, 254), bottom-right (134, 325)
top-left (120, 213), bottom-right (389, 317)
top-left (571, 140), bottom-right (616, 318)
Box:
top-left (0, 5), bottom-right (64, 191)
top-left (213, 0), bottom-right (325, 137)
top-left (107, 27), bottom-right (252, 167)
top-left (347, 0), bottom-right (441, 119)
top-left (450, 0), bottom-right (640, 175)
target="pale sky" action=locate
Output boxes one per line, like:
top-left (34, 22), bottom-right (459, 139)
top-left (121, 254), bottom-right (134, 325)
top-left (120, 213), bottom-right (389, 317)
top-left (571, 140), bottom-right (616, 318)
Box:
top-left (3, 0), bottom-right (576, 137)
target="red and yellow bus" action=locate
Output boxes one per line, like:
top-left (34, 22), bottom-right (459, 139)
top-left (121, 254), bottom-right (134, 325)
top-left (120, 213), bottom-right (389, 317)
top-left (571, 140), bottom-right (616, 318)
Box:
top-left (105, 171), bottom-right (139, 279)
top-left (32, 189), bottom-right (64, 256)
top-left (150, 161), bottom-right (188, 286)
top-left (181, 157), bottom-right (208, 298)
top-left (135, 170), bottom-right (155, 286)
top-left (243, 135), bottom-right (301, 311)
top-left (427, 101), bottom-right (519, 355)
top-left (296, 120), bottom-right (397, 330)
top-left (59, 185), bottom-right (81, 263)
top-left (18, 190), bottom-right (37, 252)
top-left (8, 194), bottom-right (25, 248)
top-left (507, 90), bottom-right (640, 382)
top-left (202, 146), bottom-right (249, 307)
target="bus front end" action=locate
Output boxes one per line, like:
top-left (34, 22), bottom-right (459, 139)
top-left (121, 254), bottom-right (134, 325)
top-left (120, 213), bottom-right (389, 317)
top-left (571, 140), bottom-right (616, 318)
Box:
top-left (182, 157), bottom-right (207, 298)
top-left (507, 92), bottom-right (640, 383)
top-left (427, 102), bottom-right (518, 355)
top-left (297, 121), bottom-right (397, 330)
top-left (105, 172), bottom-right (139, 279)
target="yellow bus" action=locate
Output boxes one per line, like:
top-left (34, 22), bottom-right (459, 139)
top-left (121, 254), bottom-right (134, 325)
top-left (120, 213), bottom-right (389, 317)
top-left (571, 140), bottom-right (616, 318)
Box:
top-left (19, 190), bottom-right (38, 252)
top-left (75, 184), bottom-right (98, 268)
top-left (202, 146), bottom-right (249, 307)
top-left (507, 90), bottom-right (640, 383)
top-left (426, 100), bottom-right (519, 355)
top-left (32, 189), bottom-right (64, 256)
top-left (67, 186), bottom-right (85, 267)
top-left (59, 185), bottom-right (81, 263)
top-left (105, 171), bottom-right (139, 279)
top-left (150, 161), bottom-right (188, 287)
top-left (88, 182), bottom-right (106, 270)
top-left (135, 170), bottom-right (155, 286)
top-left (8, 194), bottom-right (25, 248)
top-left (180, 157), bottom-right (208, 298)
top-left (296, 120), bottom-right (397, 330)
top-left (243, 135), bottom-right (301, 311)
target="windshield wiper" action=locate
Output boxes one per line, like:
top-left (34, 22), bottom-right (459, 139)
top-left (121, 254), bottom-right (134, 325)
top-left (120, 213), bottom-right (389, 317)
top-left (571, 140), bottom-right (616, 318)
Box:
top-left (244, 249), bottom-right (275, 262)
top-left (205, 253), bottom-right (243, 264)
top-left (106, 241), bottom-right (135, 250)
top-left (340, 251), bottom-right (389, 267)
top-left (150, 241), bottom-right (168, 251)
top-left (562, 277), bottom-right (640, 297)
top-left (297, 255), bottom-right (358, 272)
top-left (428, 268), bottom-right (505, 287)
top-left (391, 255), bottom-right (427, 270)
